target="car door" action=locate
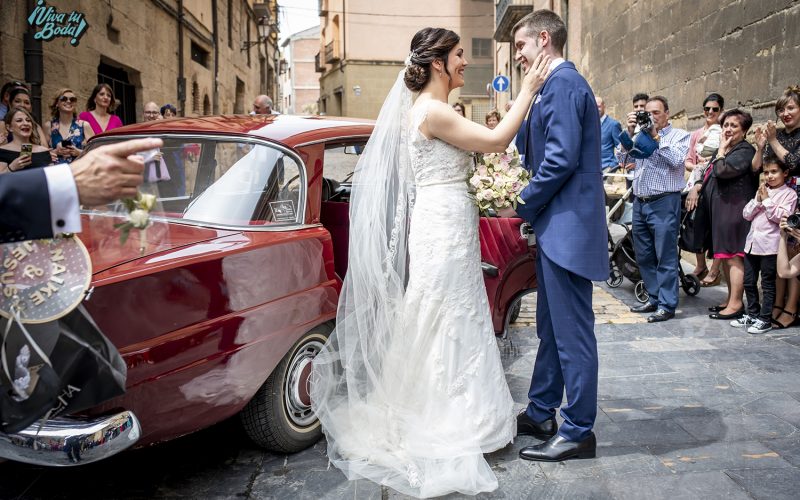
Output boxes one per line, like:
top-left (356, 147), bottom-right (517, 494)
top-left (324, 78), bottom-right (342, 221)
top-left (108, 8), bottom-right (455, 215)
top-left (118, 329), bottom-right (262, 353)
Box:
top-left (479, 217), bottom-right (537, 335)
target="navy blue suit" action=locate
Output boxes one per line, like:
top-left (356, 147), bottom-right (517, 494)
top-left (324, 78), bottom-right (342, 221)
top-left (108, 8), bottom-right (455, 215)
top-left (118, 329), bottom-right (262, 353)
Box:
top-left (599, 115), bottom-right (622, 169)
top-left (515, 61), bottom-right (608, 442)
top-left (0, 168), bottom-right (55, 243)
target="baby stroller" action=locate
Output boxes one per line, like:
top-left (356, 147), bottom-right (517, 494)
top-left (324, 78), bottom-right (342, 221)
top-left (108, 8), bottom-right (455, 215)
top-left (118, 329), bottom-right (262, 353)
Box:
top-left (604, 172), bottom-right (702, 303)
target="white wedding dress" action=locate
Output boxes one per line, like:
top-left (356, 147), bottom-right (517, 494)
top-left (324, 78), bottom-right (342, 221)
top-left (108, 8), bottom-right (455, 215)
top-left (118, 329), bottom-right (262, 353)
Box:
top-left (311, 92), bottom-right (515, 498)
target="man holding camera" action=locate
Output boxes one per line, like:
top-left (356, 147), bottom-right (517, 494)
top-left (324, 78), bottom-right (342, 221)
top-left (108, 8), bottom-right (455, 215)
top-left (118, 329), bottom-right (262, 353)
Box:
top-left (618, 96), bottom-right (690, 322)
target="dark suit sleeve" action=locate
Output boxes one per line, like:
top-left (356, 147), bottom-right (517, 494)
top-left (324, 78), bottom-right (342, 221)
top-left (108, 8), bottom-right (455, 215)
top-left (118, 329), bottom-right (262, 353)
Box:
top-left (516, 84), bottom-right (584, 221)
top-left (0, 168), bottom-right (55, 242)
top-left (611, 120), bottom-right (622, 148)
top-left (515, 119), bottom-right (527, 157)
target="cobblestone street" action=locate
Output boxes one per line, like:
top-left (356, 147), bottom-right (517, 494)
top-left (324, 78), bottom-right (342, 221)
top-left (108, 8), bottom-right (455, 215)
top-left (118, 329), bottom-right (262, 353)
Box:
top-left (2, 277), bottom-right (800, 499)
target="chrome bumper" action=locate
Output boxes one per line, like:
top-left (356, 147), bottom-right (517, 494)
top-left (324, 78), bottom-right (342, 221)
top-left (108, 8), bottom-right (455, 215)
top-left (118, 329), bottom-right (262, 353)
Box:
top-left (0, 410), bottom-right (141, 466)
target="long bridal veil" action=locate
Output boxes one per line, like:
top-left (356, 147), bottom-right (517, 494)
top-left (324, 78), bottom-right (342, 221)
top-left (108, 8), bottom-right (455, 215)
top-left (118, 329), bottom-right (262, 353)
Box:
top-left (309, 68), bottom-right (420, 480)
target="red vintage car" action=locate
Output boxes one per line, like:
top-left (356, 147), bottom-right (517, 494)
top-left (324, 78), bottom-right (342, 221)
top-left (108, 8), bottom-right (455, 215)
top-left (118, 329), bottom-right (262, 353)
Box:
top-left (0, 114), bottom-right (536, 466)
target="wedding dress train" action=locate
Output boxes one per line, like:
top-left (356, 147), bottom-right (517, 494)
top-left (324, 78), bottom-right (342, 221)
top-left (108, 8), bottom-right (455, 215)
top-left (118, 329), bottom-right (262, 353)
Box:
top-left (311, 88), bottom-right (515, 498)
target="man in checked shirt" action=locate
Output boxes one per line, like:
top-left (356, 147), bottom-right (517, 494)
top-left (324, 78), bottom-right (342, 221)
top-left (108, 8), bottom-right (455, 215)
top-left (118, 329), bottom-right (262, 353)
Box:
top-left (618, 95), bottom-right (690, 322)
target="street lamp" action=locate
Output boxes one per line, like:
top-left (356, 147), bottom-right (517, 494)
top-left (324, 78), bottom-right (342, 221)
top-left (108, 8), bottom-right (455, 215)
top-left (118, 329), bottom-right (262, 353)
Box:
top-left (241, 16), bottom-right (269, 51)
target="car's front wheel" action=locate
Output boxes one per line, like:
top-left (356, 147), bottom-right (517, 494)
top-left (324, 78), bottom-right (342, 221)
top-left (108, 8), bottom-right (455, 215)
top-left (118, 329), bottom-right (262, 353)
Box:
top-left (239, 323), bottom-right (332, 453)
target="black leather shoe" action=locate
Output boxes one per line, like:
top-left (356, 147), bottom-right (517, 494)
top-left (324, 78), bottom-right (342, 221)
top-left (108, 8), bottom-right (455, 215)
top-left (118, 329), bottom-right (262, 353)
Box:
top-left (519, 433), bottom-right (596, 462)
top-left (647, 309), bottom-right (674, 323)
top-left (630, 303), bottom-right (657, 313)
top-left (709, 309), bottom-right (744, 320)
top-left (708, 304), bottom-right (727, 313)
top-left (516, 412), bottom-right (557, 440)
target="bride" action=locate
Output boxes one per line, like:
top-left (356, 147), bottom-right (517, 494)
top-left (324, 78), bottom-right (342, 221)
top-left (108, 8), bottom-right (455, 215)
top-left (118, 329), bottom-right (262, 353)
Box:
top-left (311, 27), bottom-right (550, 498)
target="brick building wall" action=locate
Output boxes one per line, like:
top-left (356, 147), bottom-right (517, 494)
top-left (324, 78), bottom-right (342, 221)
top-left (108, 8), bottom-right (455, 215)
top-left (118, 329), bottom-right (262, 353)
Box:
top-left (582, 0), bottom-right (800, 129)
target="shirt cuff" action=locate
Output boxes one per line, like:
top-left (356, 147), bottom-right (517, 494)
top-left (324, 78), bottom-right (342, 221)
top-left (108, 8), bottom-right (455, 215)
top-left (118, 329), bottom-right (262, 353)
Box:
top-left (762, 197), bottom-right (776, 208)
top-left (43, 164), bottom-right (82, 235)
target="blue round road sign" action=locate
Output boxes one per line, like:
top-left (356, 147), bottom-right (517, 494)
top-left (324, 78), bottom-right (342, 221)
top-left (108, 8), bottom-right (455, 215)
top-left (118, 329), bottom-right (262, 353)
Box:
top-left (492, 75), bottom-right (510, 93)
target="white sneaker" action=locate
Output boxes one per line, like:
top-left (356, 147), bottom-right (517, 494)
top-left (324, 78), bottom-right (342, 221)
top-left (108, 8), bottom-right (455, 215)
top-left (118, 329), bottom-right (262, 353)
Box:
top-left (730, 314), bottom-right (755, 327)
top-left (747, 318), bottom-right (773, 334)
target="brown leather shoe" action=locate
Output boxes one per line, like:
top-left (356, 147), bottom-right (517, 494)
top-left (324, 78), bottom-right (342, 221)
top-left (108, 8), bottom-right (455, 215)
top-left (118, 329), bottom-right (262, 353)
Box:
top-left (516, 412), bottom-right (557, 440)
top-left (519, 433), bottom-right (597, 462)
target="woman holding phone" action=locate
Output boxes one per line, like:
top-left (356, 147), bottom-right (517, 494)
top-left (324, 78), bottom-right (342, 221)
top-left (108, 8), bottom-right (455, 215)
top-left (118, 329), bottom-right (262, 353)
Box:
top-left (44, 88), bottom-right (94, 164)
top-left (0, 107), bottom-right (53, 173)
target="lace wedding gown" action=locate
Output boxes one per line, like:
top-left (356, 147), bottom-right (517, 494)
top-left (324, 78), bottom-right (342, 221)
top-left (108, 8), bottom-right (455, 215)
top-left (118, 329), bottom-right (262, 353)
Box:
top-left (312, 100), bottom-right (515, 498)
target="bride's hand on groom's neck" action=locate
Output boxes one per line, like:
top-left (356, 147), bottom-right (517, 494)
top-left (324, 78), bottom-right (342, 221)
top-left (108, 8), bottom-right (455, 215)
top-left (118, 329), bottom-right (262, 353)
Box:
top-left (522, 54), bottom-right (552, 97)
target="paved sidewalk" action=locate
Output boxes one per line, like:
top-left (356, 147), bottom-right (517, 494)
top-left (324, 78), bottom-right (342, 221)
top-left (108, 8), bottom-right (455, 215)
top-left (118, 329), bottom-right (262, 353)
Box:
top-left (1, 280), bottom-right (800, 499)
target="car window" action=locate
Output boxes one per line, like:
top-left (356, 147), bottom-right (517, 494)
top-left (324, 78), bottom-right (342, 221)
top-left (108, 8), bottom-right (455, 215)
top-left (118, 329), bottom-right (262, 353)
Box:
top-left (85, 136), bottom-right (304, 227)
top-left (324, 145), bottom-right (363, 183)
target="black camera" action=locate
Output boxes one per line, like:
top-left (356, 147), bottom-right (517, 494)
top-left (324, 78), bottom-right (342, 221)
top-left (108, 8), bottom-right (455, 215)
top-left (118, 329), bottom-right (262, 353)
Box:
top-left (635, 110), bottom-right (653, 131)
top-left (61, 138), bottom-right (74, 148)
top-left (787, 213), bottom-right (800, 229)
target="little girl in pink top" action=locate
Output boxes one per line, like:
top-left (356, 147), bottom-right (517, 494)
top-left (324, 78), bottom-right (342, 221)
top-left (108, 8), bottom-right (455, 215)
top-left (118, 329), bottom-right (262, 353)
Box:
top-left (735, 156), bottom-right (798, 334)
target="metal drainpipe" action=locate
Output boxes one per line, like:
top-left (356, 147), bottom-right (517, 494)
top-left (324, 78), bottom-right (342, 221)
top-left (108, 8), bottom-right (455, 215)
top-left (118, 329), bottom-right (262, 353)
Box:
top-left (177, 0), bottom-right (186, 116)
top-left (212, 0), bottom-right (219, 114)
top-left (339, 0), bottom-right (345, 74)
top-left (23, 0), bottom-right (44, 123)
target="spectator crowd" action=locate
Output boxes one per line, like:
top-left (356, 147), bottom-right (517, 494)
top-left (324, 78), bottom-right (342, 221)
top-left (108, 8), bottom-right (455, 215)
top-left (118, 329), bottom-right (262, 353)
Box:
top-left (606, 85), bottom-right (800, 333)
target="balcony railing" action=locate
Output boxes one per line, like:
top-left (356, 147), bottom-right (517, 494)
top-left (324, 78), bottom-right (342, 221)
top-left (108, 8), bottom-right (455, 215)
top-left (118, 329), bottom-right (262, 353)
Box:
top-left (494, 0), bottom-right (534, 42)
top-left (315, 52), bottom-right (325, 73)
top-left (325, 41), bottom-right (340, 63)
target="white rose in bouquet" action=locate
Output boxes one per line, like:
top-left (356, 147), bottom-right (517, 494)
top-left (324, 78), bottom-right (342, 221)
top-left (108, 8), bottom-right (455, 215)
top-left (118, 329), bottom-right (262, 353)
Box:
top-left (468, 147), bottom-right (530, 215)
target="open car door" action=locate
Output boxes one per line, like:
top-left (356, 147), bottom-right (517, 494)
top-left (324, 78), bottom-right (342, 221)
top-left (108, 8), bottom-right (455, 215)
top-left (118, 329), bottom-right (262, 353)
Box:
top-left (479, 217), bottom-right (537, 335)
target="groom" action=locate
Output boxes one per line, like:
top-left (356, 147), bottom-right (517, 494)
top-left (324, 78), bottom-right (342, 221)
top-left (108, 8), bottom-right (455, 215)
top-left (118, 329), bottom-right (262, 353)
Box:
top-left (501, 10), bottom-right (608, 461)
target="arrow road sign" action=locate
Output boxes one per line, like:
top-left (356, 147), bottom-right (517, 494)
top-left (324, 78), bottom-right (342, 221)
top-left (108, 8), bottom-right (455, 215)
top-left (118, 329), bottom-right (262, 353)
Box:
top-left (492, 75), bottom-right (510, 93)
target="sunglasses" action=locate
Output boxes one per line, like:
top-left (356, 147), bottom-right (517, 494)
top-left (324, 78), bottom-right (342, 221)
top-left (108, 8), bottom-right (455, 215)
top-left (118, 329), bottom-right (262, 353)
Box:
top-left (59, 96), bottom-right (78, 103)
top-left (704, 106), bottom-right (720, 112)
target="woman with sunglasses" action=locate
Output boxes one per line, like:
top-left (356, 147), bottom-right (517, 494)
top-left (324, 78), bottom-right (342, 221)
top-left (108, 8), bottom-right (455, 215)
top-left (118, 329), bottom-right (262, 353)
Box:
top-left (43, 89), bottom-right (94, 164)
top-left (684, 93), bottom-right (725, 285)
top-left (79, 83), bottom-right (123, 135)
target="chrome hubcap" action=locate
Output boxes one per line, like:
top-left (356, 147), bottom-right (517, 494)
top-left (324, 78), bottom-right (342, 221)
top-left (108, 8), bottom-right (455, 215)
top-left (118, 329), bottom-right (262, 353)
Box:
top-left (285, 340), bottom-right (323, 427)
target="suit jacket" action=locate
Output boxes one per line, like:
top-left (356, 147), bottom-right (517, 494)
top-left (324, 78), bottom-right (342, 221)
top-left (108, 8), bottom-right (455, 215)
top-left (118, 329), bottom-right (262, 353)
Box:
top-left (0, 168), bottom-right (55, 243)
top-left (599, 115), bottom-right (622, 167)
top-left (516, 61), bottom-right (609, 281)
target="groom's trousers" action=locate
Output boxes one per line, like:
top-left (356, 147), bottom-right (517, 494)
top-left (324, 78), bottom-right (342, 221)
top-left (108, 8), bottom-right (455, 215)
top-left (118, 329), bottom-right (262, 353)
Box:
top-left (526, 248), bottom-right (598, 442)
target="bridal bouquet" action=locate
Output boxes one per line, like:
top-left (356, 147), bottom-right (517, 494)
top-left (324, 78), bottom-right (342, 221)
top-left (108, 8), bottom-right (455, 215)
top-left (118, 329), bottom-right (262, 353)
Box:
top-left (469, 147), bottom-right (530, 215)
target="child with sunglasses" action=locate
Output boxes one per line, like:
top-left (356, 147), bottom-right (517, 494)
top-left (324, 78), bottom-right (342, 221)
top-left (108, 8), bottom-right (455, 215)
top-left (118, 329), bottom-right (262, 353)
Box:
top-left (44, 88), bottom-right (94, 164)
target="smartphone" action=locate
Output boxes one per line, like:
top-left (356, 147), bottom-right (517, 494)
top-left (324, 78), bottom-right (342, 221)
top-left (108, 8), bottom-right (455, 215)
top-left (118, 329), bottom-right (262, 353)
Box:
top-left (19, 144), bottom-right (32, 158)
top-left (61, 138), bottom-right (73, 148)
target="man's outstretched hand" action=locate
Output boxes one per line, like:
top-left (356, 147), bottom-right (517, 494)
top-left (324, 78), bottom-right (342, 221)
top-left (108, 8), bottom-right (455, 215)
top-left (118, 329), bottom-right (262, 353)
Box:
top-left (70, 138), bottom-right (163, 206)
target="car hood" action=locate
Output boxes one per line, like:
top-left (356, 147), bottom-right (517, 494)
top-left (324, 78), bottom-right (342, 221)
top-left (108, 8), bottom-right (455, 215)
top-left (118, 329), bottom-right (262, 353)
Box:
top-left (78, 214), bottom-right (239, 275)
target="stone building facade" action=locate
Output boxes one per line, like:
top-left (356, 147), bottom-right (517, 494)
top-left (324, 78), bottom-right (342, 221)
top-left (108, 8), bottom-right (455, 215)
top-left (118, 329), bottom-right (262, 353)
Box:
top-left (317, 0), bottom-right (494, 122)
top-left (494, 0), bottom-right (798, 130)
top-left (279, 25), bottom-right (320, 115)
top-left (582, 0), bottom-right (800, 130)
top-left (0, 0), bottom-right (279, 126)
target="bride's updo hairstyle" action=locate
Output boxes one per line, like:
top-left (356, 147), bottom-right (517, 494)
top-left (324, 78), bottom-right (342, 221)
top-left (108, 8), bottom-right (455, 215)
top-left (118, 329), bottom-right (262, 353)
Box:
top-left (404, 28), bottom-right (460, 92)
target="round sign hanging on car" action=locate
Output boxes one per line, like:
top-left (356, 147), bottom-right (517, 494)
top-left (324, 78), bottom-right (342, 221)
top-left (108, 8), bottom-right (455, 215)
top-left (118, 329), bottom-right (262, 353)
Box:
top-left (0, 236), bottom-right (92, 324)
